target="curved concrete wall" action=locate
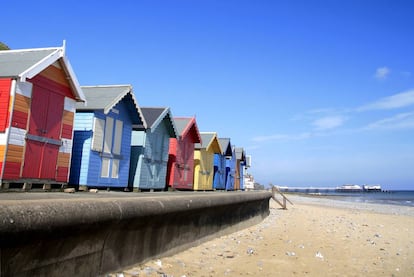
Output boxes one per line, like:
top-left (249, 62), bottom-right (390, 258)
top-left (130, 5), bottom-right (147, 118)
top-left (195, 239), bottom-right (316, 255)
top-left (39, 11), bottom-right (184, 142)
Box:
top-left (0, 191), bottom-right (271, 276)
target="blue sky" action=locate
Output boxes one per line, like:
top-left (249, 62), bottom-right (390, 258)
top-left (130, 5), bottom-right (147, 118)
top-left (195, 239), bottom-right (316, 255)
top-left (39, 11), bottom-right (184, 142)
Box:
top-left (2, 0), bottom-right (414, 189)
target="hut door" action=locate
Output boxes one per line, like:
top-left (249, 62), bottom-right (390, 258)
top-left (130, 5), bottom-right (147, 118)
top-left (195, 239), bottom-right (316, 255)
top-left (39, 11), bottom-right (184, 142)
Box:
top-left (22, 85), bottom-right (63, 179)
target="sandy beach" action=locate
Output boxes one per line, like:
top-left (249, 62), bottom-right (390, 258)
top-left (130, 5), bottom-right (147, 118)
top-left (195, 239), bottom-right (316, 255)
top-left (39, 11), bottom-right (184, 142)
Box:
top-left (114, 194), bottom-right (414, 276)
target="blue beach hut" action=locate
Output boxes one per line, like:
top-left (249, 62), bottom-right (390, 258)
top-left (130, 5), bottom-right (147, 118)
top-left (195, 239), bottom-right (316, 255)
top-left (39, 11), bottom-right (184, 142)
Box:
top-left (129, 107), bottom-right (177, 191)
top-left (69, 85), bottom-right (145, 189)
top-left (225, 146), bottom-right (236, 191)
top-left (213, 138), bottom-right (232, 190)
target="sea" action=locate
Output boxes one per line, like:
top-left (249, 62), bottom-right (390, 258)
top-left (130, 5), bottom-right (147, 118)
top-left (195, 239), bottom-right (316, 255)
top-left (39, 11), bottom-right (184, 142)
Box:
top-left (302, 190), bottom-right (414, 207)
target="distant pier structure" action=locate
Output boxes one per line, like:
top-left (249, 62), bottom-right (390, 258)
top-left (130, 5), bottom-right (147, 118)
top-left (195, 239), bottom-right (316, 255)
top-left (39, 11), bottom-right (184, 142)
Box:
top-left (276, 186), bottom-right (337, 194)
top-left (276, 184), bottom-right (382, 193)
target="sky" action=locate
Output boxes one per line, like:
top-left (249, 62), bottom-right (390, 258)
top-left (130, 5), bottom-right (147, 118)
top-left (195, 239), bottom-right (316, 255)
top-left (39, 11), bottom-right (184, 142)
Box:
top-left (2, 0), bottom-right (414, 190)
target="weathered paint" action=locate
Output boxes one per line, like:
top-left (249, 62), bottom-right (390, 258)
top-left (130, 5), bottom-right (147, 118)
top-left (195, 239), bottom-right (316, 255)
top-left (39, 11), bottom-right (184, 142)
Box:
top-left (212, 154), bottom-right (225, 189)
top-left (130, 123), bottom-right (170, 190)
top-left (129, 107), bottom-right (177, 191)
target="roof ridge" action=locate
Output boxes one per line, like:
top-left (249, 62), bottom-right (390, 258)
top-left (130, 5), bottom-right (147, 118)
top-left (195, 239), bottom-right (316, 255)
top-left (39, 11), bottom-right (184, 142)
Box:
top-left (81, 84), bottom-right (132, 88)
top-left (0, 46), bottom-right (62, 53)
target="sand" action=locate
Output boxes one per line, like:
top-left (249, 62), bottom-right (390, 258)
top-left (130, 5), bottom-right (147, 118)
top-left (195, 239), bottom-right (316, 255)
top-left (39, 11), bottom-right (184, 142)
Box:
top-left (114, 194), bottom-right (414, 277)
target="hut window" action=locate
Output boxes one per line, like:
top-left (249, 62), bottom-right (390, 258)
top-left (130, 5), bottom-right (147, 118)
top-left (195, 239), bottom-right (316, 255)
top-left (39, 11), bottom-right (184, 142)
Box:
top-left (92, 118), bottom-right (105, 152)
top-left (101, 158), bottom-right (110, 177)
top-left (112, 159), bottom-right (119, 178)
top-left (103, 117), bottom-right (114, 153)
top-left (113, 120), bottom-right (123, 155)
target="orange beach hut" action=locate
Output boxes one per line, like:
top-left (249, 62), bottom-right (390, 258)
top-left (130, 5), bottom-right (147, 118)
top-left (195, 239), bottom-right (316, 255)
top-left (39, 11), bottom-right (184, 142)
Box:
top-left (0, 45), bottom-right (85, 188)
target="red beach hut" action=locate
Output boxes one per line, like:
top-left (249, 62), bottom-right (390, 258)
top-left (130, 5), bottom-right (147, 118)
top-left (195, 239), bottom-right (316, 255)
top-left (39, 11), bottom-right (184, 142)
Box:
top-left (166, 117), bottom-right (201, 190)
top-left (0, 45), bottom-right (86, 189)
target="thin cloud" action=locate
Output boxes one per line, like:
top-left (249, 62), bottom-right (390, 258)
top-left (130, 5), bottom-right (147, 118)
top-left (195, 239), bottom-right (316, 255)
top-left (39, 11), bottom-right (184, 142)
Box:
top-left (312, 116), bottom-right (346, 130)
top-left (257, 89), bottom-right (414, 144)
top-left (357, 89), bottom-right (414, 111)
top-left (374, 66), bottom-right (390, 80)
top-left (363, 111), bottom-right (414, 130)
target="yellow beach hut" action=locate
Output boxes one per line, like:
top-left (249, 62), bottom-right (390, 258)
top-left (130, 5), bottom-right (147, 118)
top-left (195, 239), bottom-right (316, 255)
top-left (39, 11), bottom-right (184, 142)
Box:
top-left (193, 132), bottom-right (222, 191)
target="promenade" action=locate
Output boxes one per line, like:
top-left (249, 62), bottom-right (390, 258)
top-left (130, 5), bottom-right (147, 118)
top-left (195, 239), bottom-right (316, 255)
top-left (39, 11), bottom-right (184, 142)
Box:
top-left (0, 190), bottom-right (271, 276)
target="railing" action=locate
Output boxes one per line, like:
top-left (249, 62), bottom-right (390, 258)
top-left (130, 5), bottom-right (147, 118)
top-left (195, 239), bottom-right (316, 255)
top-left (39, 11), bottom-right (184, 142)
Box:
top-left (271, 186), bottom-right (293, 209)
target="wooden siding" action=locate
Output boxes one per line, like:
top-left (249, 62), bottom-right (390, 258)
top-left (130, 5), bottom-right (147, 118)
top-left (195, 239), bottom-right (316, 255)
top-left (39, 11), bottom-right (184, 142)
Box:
top-left (0, 145), bottom-right (5, 160)
top-left (181, 134), bottom-right (195, 188)
top-left (39, 63), bottom-right (70, 88)
top-left (10, 94), bottom-right (30, 129)
top-left (225, 153), bottom-right (236, 190)
top-left (239, 162), bottom-right (245, 190)
top-left (193, 149), bottom-right (215, 191)
top-left (71, 100), bottom-right (133, 188)
top-left (0, 79), bottom-right (11, 132)
top-left (62, 110), bottom-right (74, 125)
top-left (56, 152), bottom-right (70, 182)
top-left (131, 118), bottom-right (171, 190)
top-left (73, 112), bottom-right (94, 131)
top-left (70, 112), bottom-right (94, 185)
top-left (61, 123), bottom-right (73, 139)
top-left (168, 132), bottom-right (196, 190)
top-left (2, 161), bottom-right (21, 179)
top-left (166, 138), bottom-right (177, 187)
top-left (5, 144), bottom-right (24, 163)
top-left (13, 93), bottom-right (30, 113)
top-left (69, 130), bottom-right (92, 185)
top-left (234, 161), bottom-right (241, 190)
top-left (0, 145), bottom-right (5, 175)
top-left (128, 145), bottom-right (144, 187)
top-left (1, 61), bottom-right (80, 183)
top-left (61, 104), bottom-right (75, 139)
top-left (57, 152), bottom-right (71, 167)
top-left (213, 154), bottom-right (226, 190)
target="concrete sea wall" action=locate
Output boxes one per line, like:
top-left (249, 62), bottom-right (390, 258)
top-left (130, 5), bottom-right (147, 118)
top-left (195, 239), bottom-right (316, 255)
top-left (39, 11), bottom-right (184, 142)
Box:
top-left (0, 191), bottom-right (271, 276)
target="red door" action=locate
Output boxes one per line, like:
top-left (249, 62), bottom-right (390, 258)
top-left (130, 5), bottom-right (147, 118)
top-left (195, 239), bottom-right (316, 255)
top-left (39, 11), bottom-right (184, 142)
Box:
top-left (22, 85), bottom-right (63, 179)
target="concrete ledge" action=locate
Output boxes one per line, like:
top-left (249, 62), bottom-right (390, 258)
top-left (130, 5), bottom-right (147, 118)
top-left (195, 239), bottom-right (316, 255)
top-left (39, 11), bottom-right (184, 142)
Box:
top-left (0, 191), bottom-right (271, 276)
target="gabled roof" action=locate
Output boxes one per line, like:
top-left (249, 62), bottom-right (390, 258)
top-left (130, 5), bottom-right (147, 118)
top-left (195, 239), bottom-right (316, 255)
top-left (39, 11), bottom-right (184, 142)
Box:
top-left (137, 107), bottom-right (177, 138)
top-left (78, 85), bottom-right (146, 127)
top-left (235, 147), bottom-right (246, 161)
top-left (195, 132), bottom-right (222, 154)
top-left (0, 44), bottom-right (85, 102)
top-left (218, 138), bottom-right (233, 156)
top-left (173, 117), bottom-right (201, 143)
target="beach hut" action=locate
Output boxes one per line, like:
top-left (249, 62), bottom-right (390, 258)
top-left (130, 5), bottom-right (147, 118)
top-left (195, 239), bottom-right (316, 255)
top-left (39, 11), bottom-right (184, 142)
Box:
top-left (225, 145), bottom-right (236, 191)
top-left (0, 45), bottom-right (86, 188)
top-left (234, 147), bottom-right (246, 190)
top-left (129, 107), bottom-right (177, 191)
top-left (213, 138), bottom-right (232, 190)
top-left (69, 85), bottom-right (144, 189)
top-left (193, 132), bottom-right (222, 191)
top-left (166, 117), bottom-right (201, 190)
